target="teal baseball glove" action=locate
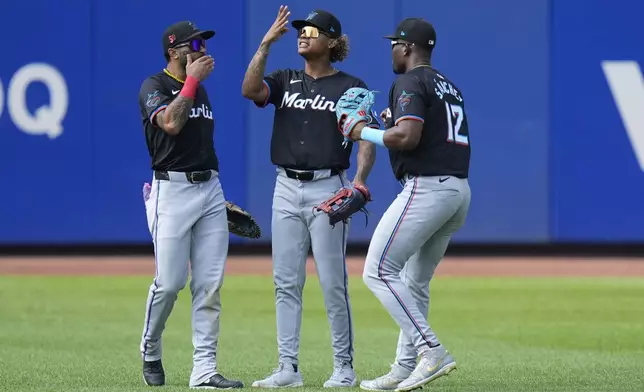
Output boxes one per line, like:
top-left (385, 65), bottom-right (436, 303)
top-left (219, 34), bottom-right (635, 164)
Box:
top-left (336, 87), bottom-right (378, 143)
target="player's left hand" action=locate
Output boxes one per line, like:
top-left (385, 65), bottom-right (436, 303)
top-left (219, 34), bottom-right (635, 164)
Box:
top-left (314, 183), bottom-right (372, 226)
top-left (351, 179), bottom-right (370, 202)
top-left (348, 122), bottom-right (367, 140)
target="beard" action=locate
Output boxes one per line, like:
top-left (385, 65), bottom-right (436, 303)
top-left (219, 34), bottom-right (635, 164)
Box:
top-left (179, 52), bottom-right (204, 68)
top-left (393, 61), bottom-right (405, 74)
top-left (179, 52), bottom-right (189, 69)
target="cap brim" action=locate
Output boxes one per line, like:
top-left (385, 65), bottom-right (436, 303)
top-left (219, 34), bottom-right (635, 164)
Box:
top-left (383, 35), bottom-right (400, 40)
top-left (188, 30), bottom-right (215, 40)
top-left (291, 20), bottom-right (319, 30)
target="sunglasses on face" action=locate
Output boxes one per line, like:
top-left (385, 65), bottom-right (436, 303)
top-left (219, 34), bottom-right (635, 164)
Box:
top-left (391, 40), bottom-right (415, 50)
top-left (298, 26), bottom-right (328, 38)
top-left (174, 38), bottom-right (206, 52)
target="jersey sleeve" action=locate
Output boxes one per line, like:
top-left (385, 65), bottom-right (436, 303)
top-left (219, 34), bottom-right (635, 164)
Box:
top-left (354, 79), bottom-right (382, 129)
top-left (255, 69), bottom-right (287, 108)
top-left (392, 75), bottom-right (426, 126)
top-left (139, 77), bottom-right (173, 127)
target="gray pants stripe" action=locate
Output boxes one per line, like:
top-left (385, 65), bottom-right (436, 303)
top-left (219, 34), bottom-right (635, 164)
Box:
top-left (141, 179), bottom-right (161, 359)
top-left (376, 177), bottom-right (435, 347)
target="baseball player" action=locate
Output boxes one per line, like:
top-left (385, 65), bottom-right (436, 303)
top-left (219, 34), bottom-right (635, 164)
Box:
top-left (137, 21), bottom-right (243, 389)
top-left (339, 18), bottom-right (471, 391)
top-left (241, 6), bottom-right (379, 388)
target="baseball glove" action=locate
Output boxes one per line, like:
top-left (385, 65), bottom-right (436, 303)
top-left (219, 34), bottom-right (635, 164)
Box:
top-left (226, 201), bottom-right (261, 239)
top-left (314, 184), bottom-right (372, 226)
top-left (336, 87), bottom-right (379, 144)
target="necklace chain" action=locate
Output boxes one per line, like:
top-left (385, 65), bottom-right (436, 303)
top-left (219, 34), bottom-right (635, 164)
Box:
top-left (411, 63), bottom-right (431, 70)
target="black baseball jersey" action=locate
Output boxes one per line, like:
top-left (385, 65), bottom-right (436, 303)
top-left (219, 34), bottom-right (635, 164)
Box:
top-left (138, 70), bottom-right (219, 172)
top-left (385, 66), bottom-right (470, 180)
top-left (255, 69), bottom-right (379, 170)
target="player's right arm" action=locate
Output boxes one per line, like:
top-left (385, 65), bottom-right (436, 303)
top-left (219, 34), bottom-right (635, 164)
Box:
top-left (156, 98), bottom-right (191, 135)
top-left (241, 43), bottom-right (283, 107)
top-left (139, 56), bottom-right (214, 136)
top-left (241, 5), bottom-right (290, 106)
top-left (139, 77), bottom-right (179, 134)
top-left (355, 76), bottom-right (426, 150)
top-left (139, 77), bottom-right (194, 136)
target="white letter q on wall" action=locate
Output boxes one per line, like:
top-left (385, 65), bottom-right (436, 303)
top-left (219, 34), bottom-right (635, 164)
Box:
top-left (0, 63), bottom-right (69, 139)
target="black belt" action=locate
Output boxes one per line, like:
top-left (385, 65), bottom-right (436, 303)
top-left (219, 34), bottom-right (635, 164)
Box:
top-left (283, 168), bottom-right (340, 182)
top-left (154, 170), bottom-right (212, 183)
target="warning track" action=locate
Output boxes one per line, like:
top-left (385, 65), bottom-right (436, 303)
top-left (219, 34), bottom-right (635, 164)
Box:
top-left (1, 255), bottom-right (643, 277)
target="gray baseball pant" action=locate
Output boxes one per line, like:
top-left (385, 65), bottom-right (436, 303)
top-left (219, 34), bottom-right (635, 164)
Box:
top-left (140, 170), bottom-right (229, 386)
top-left (363, 174), bottom-right (471, 368)
top-left (270, 167), bottom-right (355, 368)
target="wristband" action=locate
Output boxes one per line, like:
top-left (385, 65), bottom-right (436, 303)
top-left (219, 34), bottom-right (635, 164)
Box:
top-left (179, 75), bottom-right (199, 99)
top-left (360, 127), bottom-right (386, 147)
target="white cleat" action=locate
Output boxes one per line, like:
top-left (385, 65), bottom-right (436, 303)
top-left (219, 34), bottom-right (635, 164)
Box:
top-left (323, 361), bottom-right (357, 388)
top-left (251, 363), bottom-right (304, 388)
top-left (359, 363), bottom-right (411, 391)
top-left (395, 347), bottom-right (457, 392)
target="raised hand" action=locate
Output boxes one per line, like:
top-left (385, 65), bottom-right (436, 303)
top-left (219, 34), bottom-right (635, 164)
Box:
top-left (262, 5), bottom-right (291, 45)
top-left (186, 54), bottom-right (215, 82)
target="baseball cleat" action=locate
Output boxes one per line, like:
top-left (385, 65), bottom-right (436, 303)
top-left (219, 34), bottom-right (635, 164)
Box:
top-left (143, 359), bottom-right (165, 386)
top-left (190, 374), bottom-right (244, 389)
top-left (359, 362), bottom-right (411, 391)
top-left (251, 362), bottom-right (304, 388)
top-left (394, 348), bottom-right (456, 392)
top-left (323, 361), bottom-right (356, 388)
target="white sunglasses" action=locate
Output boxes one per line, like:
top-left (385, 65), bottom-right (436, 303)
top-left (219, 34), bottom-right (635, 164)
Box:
top-left (391, 40), bottom-right (412, 47)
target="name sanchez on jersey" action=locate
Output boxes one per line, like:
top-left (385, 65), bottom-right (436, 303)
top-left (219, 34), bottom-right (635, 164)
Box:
top-left (279, 91), bottom-right (336, 112)
top-left (433, 74), bottom-right (463, 102)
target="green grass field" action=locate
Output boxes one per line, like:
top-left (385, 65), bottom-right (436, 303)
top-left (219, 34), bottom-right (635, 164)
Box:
top-left (1, 275), bottom-right (643, 391)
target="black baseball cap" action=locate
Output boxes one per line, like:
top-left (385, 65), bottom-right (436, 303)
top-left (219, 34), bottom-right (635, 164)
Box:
top-left (162, 21), bottom-right (215, 54)
top-left (291, 9), bottom-right (342, 39)
top-left (384, 18), bottom-right (436, 49)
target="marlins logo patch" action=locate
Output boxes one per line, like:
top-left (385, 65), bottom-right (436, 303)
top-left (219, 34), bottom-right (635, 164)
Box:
top-left (398, 90), bottom-right (414, 112)
top-left (146, 90), bottom-right (161, 108)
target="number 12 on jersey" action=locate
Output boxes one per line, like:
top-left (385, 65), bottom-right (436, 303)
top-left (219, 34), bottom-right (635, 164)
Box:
top-left (445, 102), bottom-right (469, 145)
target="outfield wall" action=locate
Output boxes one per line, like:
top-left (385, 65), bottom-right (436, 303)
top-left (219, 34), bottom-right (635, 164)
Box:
top-left (0, 0), bottom-right (642, 247)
